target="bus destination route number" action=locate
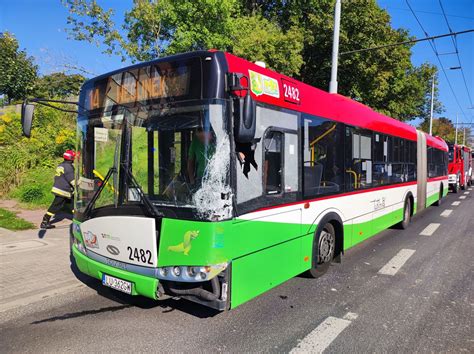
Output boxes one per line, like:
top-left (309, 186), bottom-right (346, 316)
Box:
top-left (282, 79), bottom-right (300, 104)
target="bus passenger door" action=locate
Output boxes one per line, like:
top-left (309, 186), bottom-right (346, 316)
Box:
top-left (345, 127), bottom-right (374, 245)
top-left (232, 106), bottom-right (302, 308)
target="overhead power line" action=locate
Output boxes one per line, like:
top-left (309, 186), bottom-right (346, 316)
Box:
top-left (405, 0), bottom-right (471, 124)
top-left (439, 0), bottom-right (473, 110)
top-left (339, 29), bottom-right (473, 55)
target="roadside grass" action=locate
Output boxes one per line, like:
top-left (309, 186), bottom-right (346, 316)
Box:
top-left (8, 164), bottom-right (59, 209)
top-left (0, 208), bottom-right (35, 230)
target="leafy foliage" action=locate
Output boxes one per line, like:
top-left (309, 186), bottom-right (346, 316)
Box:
top-left (257, 0), bottom-right (443, 121)
top-left (0, 32), bottom-right (38, 103)
top-left (229, 15), bottom-right (304, 75)
top-left (419, 117), bottom-right (472, 144)
top-left (0, 105), bottom-right (75, 196)
top-left (33, 72), bottom-right (85, 99)
top-left (19, 185), bottom-right (45, 203)
top-left (62, 0), bottom-right (443, 122)
top-left (62, 0), bottom-right (304, 76)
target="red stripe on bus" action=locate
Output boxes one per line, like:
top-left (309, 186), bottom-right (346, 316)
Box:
top-left (427, 176), bottom-right (448, 182)
top-left (253, 181), bottom-right (419, 213)
top-left (224, 52), bottom-right (449, 151)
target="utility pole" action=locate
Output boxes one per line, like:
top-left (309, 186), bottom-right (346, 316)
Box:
top-left (429, 74), bottom-right (435, 135)
top-left (329, 0), bottom-right (341, 94)
top-left (455, 113), bottom-right (459, 145)
top-left (463, 127), bottom-right (466, 145)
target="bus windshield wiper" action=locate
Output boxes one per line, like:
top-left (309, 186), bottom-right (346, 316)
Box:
top-left (123, 166), bottom-right (163, 218)
top-left (83, 166), bottom-right (116, 218)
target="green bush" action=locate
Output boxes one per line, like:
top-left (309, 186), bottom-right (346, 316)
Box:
top-left (19, 185), bottom-right (44, 203)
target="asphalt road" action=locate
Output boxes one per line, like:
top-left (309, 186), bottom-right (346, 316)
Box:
top-left (1, 191), bottom-right (473, 353)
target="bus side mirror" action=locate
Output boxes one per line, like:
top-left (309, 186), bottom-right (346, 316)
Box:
top-left (233, 93), bottom-right (256, 143)
top-left (21, 101), bottom-right (35, 138)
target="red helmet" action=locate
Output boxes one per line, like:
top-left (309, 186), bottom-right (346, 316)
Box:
top-left (63, 150), bottom-right (76, 161)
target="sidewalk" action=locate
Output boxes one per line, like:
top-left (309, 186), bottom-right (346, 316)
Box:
top-left (0, 202), bottom-right (85, 312)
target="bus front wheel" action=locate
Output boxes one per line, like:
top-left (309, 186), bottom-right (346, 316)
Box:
top-left (308, 222), bottom-right (336, 278)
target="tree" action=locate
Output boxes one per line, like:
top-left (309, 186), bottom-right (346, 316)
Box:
top-left (256, 0), bottom-right (443, 121)
top-left (0, 32), bottom-right (38, 103)
top-left (63, 0), bottom-right (304, 76)
top-left (417, 117), bottom-right (472, 144)
top-left (63, 0), bottom-right (442, 121)
top-left (33, 72), bottom-right (86, 99)
top-left (229, 15), bottom-right (303, 75)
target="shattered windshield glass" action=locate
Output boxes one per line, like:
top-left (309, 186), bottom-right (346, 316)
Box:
top-left (76, 100), bottom-right (233, 221)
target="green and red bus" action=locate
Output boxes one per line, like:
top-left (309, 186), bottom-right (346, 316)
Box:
top-left (22, 51), bottom-right (448, 310)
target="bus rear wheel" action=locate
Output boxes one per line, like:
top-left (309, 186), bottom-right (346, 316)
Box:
top-left (308, 222), bottom-right (336, 278)
top-left (398, 198), bottom-right (411, 230)
top-left (434, 186), bottom-right (443, 206)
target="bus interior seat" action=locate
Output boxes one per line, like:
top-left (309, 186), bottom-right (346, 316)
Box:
top-left (304, 163), bottom-right (323, 195)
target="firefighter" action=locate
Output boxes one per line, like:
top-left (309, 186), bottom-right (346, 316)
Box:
top-left (40, 150), bottom-right (76, 229)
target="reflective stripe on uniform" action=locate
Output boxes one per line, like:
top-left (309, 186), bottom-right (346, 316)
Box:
top-left (46, 211), bottom-right (54, 216)
top-left (51, 187), bottom-right (71, 198)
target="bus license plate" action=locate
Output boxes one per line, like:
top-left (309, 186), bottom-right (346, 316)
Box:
top-left (102, 274), bottom-right (132, 295)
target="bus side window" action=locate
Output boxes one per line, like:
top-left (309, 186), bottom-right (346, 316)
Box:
top-left (302, 114), bottom-right (343, 197)
top-left (346, 128), bottom-right (372, 190)
top-left (263, 131), bottom-right (283, 194)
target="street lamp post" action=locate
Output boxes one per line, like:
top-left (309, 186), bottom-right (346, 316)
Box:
top-left (329, 0), bottom-right (341, 94)
top-left (429, 73), bottom-right (435, 135)
top-left (455, 112), bottom-right (459, 145)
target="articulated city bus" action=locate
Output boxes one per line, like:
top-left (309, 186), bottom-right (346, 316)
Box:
top-left (22, 51), bottom-right (448, 310)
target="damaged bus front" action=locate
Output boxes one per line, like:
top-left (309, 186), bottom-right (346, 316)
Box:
top-left (71, 52), bottom-right (235, 310)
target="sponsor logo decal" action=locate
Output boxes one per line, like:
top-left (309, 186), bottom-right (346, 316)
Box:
top-left (249, 70), bottom-right (280, 98)
top-left (101, 232), bottom-right (120, 241)
top-left (106, 245), bottom-right (120, 256)
top-left (168, 230), bottom-right (199, 256)
top-left (83, 231), bottom-right (99, 249)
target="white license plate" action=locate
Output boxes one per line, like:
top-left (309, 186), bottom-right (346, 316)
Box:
top-left (102, 274), bottom-right (132, 294)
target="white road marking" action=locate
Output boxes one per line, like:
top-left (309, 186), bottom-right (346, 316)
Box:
top-left (440, 209), bottom-right (453, 217)
top-left (420, 223), bottom-right (440, 236)
top-left (464, 191), bottom-right (469, 195)
top-left (460, 196), bottom-right (467, 199)
top-left (342, 312), bottom-right (359, 321)
top-left (290, 313), bottom-right (357, 353)
top-left (378, 249), bottom-right (416, 276)
top-left (451, 201), bottom-right (461, 206)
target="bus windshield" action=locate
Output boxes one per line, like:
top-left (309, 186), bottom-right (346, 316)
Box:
top-left (75, 100), bottom-right (233, 221)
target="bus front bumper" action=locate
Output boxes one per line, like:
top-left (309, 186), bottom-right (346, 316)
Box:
top-left (72, 244), bottom-right (159, 300)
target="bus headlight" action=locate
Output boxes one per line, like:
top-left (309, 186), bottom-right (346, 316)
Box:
top-left (73, 236), bottom-right (86, 255)
top-left (157, 263), bottom-right (228, 282)
top-left (72, 222), bottom-right (81, 235)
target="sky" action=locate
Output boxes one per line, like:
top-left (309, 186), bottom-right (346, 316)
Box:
top-left (1, 0), bottom-right (473, 128)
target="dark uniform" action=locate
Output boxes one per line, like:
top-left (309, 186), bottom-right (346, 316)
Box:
top-left (41, 160), bottom-right (75, 229)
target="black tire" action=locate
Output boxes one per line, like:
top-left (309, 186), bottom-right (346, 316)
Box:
top-left (434, 186), bottom-right (443, 206)
top-left (453, 176), bottom-right (460, 194)
top-left (398, 198), bottom-right (411, 230)
top-left (307, 222), bottom-right (336, 278)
